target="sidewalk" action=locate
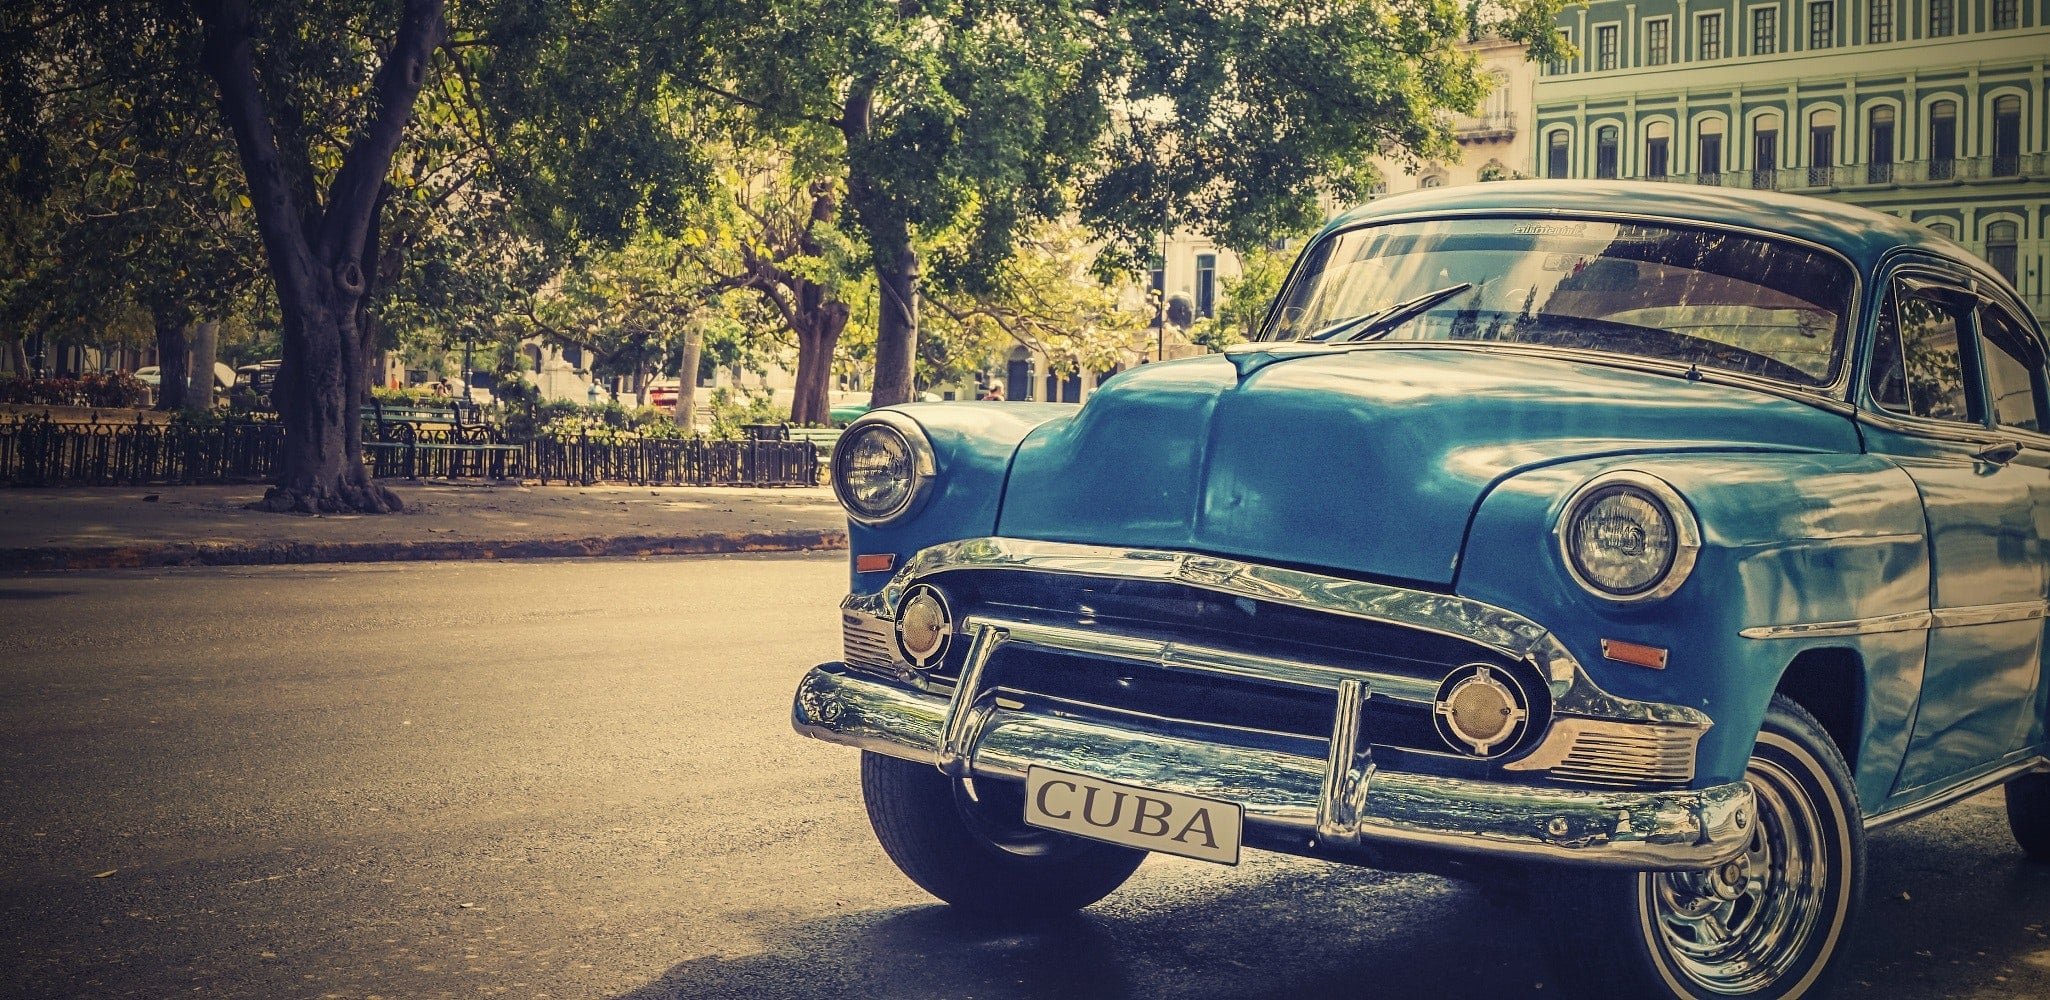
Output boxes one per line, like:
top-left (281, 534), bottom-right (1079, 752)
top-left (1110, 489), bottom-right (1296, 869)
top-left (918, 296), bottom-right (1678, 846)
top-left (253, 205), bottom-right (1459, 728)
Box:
top-left (0, 482), bottom-right (847, 572)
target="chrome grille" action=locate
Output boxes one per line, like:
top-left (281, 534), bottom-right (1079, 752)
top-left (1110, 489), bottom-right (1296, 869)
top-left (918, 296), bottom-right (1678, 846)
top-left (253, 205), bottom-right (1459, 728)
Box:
top-left (842, 612), bottom-right (895, 671)
top-left (1540, 721), bottom-right (1701, 786)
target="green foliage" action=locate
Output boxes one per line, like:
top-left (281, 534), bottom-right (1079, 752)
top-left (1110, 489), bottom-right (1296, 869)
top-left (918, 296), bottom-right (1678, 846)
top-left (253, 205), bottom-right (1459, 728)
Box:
top-left (705, 387), bottom-right (789, 440)
top-left (1188, 240), bottom-right (1304, 350)
top-left (921, 220), bottom-right (1148, 385)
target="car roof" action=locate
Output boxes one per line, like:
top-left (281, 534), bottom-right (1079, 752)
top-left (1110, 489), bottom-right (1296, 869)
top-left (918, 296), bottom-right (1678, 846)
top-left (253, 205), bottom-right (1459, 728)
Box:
top-left (1321, 180), bottom-right (1983, 278)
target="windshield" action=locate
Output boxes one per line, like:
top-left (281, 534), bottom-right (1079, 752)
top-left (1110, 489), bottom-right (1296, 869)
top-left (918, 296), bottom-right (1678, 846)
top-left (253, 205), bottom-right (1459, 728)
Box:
top-left (1261, 217), bottom-right (1854, 387)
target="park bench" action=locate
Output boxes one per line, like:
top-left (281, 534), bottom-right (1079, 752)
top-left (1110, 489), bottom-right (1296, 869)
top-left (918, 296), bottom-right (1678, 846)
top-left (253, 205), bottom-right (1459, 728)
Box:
top-left (362, 400), bottom-right (522, 480)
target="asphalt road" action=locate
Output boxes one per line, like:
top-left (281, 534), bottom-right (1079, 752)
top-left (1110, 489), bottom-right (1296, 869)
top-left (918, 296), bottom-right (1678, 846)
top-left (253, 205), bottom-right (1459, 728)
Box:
top-left (3, 556), bottom-right (2047, 1000)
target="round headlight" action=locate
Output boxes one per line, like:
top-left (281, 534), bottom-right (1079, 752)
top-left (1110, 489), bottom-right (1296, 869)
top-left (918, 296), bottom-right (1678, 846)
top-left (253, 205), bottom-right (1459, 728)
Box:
top-left (1558, 472), bottom-right (1700, 603)
top-left (832, 412), bottom-right (935, 525)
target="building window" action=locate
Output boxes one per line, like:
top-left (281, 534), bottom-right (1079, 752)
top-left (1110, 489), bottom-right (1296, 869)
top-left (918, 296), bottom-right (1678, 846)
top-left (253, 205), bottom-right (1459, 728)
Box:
top-left (1547, 129), bottom-right (1571, 178)
top-left (1929, 0), bottom-right (1954, 37)
top-left (1699, 121), bottom-right (1726, 182)
top-left (1699, 12), bottom-right (1725, 59)
top-left (1868, 106), bottom-right (1896, 184)
top-left (1646, 122), bottom-right (1673, 179)
top-left (1645, 139), bottom-right (1671, 178)
top-left (1646, 19), bottom-right (1671, 65)
top-left (1808, 1), bottom-right (1834, 47)
top-left (1754, 117), bottom-right (1780, 189)
top-left (1925, 220), bottom-right (1957, 239)
top-left (1929, 100), bottom-right (1957, 180)
top-left (1753, 7), bottom-right (1778, 55)
top-left (1596, 24), bottom-right (1619, 70)
top-left (1596, 125), bottom-right (1620, 178)
top-left (1985, 221), bottom-right (2020, 286)
top-left (1993, 0), bottom-right (2018, 29)
top-left (1868, 0), bottom-right (1893, 42)
top-left (1992, 96), bottom-right (2022, 176)
top-left (1195, 254), bottom-right (1217, 317)
top-left (1549, 29), bottom-right (1573, 74)
top-left (1808, 110), bottom-right (1837, 186)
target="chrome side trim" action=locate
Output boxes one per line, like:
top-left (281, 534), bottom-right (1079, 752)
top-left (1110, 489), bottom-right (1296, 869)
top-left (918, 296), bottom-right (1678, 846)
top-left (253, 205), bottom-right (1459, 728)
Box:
top-left (863, 536), bottom-right (1586, 686)
top-left (965, 614), bottom-right (1441, 706)
top-left (1740, 599), bottom-right (2049, 639)
top-left (1865, 755), bottom-right (2050, 831)
top-left (793, 662), bottom-right (1754, 870)
top-left (1930, 600), bottom-right (2050, 629)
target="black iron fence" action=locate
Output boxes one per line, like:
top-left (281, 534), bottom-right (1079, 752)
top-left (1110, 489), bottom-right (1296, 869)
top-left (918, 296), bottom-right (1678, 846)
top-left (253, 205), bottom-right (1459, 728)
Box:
top-left (1, 415), bottom-right (819, 488)
top-left (529, 434), bottom-right (819, 487)
top-left (0, 416), bottom-right (285, 486)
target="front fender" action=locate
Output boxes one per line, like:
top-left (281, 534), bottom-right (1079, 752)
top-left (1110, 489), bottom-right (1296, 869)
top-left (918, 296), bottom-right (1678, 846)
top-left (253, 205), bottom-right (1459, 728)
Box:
top-left (844, 403), bottom-right (1074, 595)
top-left (1457, 452), bottom-right (1928, 802)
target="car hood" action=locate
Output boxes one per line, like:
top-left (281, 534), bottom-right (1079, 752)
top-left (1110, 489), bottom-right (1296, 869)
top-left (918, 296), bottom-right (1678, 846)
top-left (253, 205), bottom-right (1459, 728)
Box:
top-left (995, 347), bottom-right (1859, 587)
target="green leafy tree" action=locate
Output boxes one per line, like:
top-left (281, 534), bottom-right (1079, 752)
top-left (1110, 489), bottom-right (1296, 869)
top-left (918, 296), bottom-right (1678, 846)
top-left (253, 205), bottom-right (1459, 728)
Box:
top-left (1, 5), bottom-right (261, 407)
top-left (1188, 240), bottom-right (1300, 351)
top-left (680, 0), bottom-right (1564, 407)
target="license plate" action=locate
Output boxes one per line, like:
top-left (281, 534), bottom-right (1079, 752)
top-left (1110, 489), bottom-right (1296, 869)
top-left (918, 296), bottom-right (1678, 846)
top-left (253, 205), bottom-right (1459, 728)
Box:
top-left (1023, 766), bottom-right (1243, 865)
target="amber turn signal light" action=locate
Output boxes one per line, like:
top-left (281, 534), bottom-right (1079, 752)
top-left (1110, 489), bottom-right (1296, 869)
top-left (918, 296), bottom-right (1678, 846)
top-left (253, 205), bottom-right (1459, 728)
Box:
top-left (1600, 638), bottom-right (1669, 670)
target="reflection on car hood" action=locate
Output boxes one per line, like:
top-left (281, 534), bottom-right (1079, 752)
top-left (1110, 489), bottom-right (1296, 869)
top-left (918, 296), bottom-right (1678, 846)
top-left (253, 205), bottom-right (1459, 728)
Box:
top-left (995, 347), bottom-right (1858, 587)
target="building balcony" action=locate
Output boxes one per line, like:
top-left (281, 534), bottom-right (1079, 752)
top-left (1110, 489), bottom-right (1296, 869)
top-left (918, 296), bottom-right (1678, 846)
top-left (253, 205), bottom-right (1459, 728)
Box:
top-left (1453, 113), bottom-right (1518, 143)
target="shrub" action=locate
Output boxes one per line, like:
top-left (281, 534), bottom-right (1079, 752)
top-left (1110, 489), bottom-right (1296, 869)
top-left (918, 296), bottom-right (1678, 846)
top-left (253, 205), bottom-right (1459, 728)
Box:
top-left (706, 387), bottom-right (789, 440)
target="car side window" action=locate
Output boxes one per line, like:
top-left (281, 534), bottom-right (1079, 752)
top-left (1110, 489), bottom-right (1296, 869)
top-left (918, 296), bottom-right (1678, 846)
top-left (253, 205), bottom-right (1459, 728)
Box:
top-left (1977, 303), bottom-right (2046, 433)
top-left (1875, 284), bottom-right (1973, 423)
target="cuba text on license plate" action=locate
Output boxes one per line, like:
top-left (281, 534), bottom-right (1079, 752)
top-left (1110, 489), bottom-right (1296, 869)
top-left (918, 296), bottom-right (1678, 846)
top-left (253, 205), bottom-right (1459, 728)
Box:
top-left (1023, 766), bottom-right (1242, 865)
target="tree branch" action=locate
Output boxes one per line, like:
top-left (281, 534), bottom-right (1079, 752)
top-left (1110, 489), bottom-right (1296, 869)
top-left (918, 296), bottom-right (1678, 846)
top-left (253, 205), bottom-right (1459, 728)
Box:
top-left (319, 0), bottom-right (447, 272)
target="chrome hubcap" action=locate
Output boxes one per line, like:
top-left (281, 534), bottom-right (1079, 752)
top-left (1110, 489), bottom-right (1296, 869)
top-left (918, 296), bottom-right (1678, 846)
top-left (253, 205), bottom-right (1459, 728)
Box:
top-left (1644, 754), bottom-right (1828, 995)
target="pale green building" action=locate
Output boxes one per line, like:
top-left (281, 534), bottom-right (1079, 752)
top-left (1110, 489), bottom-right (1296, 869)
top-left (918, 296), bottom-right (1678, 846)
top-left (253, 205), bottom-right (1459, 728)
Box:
top-left (1532, 0), bottom-right (2049, 319)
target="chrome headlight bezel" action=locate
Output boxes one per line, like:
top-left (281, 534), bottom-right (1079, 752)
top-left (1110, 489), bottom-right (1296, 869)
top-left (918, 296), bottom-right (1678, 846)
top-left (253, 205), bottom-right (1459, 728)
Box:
top-left (1555, 471), bottom-right (1701, 604)
top-left (832, 410), bottom-right (937, 526)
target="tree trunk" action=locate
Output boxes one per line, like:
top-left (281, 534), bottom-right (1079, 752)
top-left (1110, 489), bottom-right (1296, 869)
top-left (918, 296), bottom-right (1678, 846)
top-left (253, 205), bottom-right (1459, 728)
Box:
top-left (789, 291), bottom-right (849, 426)
top-left (187, 320), bottom-right (220, 409)
top-left (5, 336), bottom-right (26, 376)
top-left (198, 0), bottom-right (442, 513)
top-left (151, 307), bottom-right (190, 411)
top-left (870, 231), bottom-right (918, 408)
top-left (673, 326), bottom-right (702, 430)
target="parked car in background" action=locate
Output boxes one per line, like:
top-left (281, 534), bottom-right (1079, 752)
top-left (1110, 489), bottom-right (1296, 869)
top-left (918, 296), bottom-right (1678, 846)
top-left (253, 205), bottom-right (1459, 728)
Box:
top-left (235, 360), bottom-right (281, 405)
top-left (135, 362), bottom-right (235, 393)
top-left (646, 378), bottom-right (680, 408)
top-left (793, 182), bottom-right (2050, 999)
top-left (830, 392), bottom-right (942, 427)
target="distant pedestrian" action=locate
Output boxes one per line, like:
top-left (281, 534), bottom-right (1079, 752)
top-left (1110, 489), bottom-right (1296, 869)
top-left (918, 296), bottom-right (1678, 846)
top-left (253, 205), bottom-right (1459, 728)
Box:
top-left (981, 384), bottom-right (1003, 401)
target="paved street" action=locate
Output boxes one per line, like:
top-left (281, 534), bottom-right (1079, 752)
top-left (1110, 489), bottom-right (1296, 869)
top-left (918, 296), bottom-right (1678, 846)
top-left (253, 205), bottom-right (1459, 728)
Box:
top-left (4, 555), bottom-right (2048, 1000)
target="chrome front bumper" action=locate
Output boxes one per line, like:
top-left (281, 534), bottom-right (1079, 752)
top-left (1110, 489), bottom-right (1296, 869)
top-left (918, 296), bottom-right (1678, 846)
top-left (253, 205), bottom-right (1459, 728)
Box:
top-left (794, 659), bottom-right (1754, 872)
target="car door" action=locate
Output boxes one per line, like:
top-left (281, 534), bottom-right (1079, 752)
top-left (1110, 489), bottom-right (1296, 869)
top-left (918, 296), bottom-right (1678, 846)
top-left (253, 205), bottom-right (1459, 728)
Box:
top-left (1860, 260), bottom-right (2050, 796)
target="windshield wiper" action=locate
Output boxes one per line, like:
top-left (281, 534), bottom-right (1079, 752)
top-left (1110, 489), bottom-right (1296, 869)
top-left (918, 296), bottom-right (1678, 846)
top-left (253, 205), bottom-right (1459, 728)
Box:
top-left (1307, 282), bottom-right (1475, 343)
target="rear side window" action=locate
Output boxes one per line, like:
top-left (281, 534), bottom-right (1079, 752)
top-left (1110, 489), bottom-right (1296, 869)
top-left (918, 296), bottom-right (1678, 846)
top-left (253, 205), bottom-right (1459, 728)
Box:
top-left (1979, 303), bottom-right (2046, 433)
top-left (1870, 285), bottom-right (1973, 423)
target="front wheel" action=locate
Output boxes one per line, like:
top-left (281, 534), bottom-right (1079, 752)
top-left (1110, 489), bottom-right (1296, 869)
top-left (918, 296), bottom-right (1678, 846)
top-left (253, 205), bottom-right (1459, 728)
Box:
top-left (2005, 771), bottom-right (2050, 861)
top-left (860, 750), bottom-right (1146, 917)
top-left (1540, 695), bottom-right (1865, 999)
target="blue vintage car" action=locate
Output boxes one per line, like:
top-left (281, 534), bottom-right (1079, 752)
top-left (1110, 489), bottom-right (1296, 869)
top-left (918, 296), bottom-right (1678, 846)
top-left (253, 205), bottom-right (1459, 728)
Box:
top-left (791, 181), bottom-right (2050, 999)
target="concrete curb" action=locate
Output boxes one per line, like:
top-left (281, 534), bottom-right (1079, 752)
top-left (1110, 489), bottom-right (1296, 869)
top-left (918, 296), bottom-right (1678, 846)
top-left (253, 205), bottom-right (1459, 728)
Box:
top-left (0, 528), bottom-right (849, 573)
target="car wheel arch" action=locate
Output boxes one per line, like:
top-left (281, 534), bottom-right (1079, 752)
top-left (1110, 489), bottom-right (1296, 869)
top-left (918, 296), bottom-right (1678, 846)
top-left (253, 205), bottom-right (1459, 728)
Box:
top-left (1773, 646), bottom-right (1867, 784)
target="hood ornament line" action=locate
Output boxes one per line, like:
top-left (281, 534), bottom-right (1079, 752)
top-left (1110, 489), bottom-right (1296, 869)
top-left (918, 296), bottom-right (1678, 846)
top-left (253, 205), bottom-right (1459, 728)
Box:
top-left (1224, 342), bottom-right (1384, 382)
